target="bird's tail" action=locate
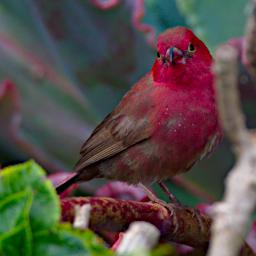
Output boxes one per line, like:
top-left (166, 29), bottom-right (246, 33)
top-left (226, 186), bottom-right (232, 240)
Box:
top-left (55, 167), bottom-right (99, 194)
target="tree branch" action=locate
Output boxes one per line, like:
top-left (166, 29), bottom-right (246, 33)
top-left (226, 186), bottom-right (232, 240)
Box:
top-left (207, 44), bottom-right (256, 256)
top-left (61, 197), bottom-right (254, 255)
top-left (214, 45), bottom-right (250, 153)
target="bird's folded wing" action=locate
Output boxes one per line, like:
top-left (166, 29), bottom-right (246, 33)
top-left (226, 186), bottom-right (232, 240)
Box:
top-left (75, 113), bottom-right (152, 171)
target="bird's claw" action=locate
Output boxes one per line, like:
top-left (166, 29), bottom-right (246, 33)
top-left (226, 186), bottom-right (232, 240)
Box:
top-left (149, 199), bottom-right (180, 234)
top-left (164, 203), bottom-right (179, 234)
top-left (160, 204), bottom-right (205, 235)
top-left (186, 207), bottom-right (205, 234)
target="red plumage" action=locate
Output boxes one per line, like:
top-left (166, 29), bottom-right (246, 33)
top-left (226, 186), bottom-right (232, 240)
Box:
top-left (56, 27), bottom-right (222, 194)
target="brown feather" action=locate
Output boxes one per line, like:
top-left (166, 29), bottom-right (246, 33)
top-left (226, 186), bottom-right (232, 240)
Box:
top-left (75, 114), bottom-right (152, 171)
top-left (75, 75), bottom-right (155, 172)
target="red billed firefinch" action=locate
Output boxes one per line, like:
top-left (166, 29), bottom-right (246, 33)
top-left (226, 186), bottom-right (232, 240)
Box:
top-left (56, 27), bottom-right (222, 195)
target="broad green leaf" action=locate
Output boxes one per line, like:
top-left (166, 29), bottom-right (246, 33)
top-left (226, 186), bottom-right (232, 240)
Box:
top-left (0, 189), bottom-right (32, 234)
top-left (75, 228), bottom-right (113, 256)
top-left (0, 222), bottom-right (32, 256)
top-left (0, 160), bottom-right (60, 232)
top-left (33, 230), bottom-right (88, 256)
top-left (0, 189), bottom-right (33, 256)
top-left (0, 161), bottom-right (112, 255)
top-left (33, 225), bottom-right (112, 256)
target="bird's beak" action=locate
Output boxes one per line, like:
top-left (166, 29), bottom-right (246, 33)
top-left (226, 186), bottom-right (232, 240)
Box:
top-left (168, 47), bottom-right (185, 64)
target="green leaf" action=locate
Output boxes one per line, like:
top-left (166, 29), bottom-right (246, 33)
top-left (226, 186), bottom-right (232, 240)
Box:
top-left (33, 230), bottom-right (88, 256)
top-left (0, 189), bottom-right (33, 256)
top-left (0, 160), bottom-right (60, 232)
top-left (0, 189), bottom-right (32, 234)
top-left (0, 222), bottom-right (32, 256)
top-left (33, 224), bottom-right (112, 256)
top-left (0, 161), bottom-right (112, 255)
top-left (176, 0), bottom-right (247, 50)
top-left (150, 244), bottom-right (177, 256)
top-left (75, 229), bottom-right (113, 256)
top-left (59, 224), bottom-right (113, 256)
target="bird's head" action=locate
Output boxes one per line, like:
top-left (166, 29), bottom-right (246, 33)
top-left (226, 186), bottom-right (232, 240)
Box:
top-left (152, 27), bottom-right (212, 85)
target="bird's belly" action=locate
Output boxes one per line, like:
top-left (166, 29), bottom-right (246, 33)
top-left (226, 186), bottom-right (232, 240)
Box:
top-left (97, 139), bottom-right (198, 185)
top-left (97, 112), bottom-right (219, 185)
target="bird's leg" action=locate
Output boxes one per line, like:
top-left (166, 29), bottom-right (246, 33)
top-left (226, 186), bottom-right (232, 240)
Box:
top-left (186, 207), bottom-right (205, 234)
top-left (138, 183), bottom-right (167, 205)
top-left (138, 183), bottom-right (179, 234)
top-left (157, 182), bottom-right (205, 234)
top-left (158, 181), bottom-right (181, 205)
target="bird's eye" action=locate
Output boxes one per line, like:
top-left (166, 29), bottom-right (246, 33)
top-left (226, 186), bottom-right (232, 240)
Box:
top-left (157, 51), bottom-right (160, 58)
top-left (188, 43), bottom-right (196, 53)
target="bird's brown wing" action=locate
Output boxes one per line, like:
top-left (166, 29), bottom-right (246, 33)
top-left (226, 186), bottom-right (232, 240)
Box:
top-left (75, 73), bottom-right (155, 172)
top-left (75, 113), bottom-right (152, 171)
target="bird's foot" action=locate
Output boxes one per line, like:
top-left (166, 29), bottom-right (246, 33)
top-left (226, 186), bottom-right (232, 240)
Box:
top-left (164, 204), bottom-right (205, 235)
top-left (147, 198), bottom-right (180, 234)
top-left (185, 207), bottom-right (205, 234)
top-left (138, 184), bottom-right (205, 234)
top-left (156, 182), bottom-right (205, 232)
top-left (153, 201), bottom-right (180, 234)
top-left (138, 184), bottom-right (180, 234)
top-left (161, 202), bottom-right (180, 234)
top-left (158, 204), bottom-right (205, 235)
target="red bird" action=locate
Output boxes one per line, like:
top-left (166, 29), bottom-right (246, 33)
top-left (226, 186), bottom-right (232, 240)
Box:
top-left (56, 27), bottom-right (222, 200)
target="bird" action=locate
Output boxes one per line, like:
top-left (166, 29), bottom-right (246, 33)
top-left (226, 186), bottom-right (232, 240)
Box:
top-left (56, 26), bottom-right (222, 203)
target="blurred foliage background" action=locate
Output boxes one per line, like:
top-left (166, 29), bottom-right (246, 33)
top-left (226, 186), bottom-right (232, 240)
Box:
top-left (0, 0), bottom-right (253, 202)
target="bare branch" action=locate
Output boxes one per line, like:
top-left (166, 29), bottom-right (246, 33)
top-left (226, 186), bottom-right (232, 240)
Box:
top-left (207, 45), bottom-right (256, 256)
top-left (61, 197), bottom-right (210, 247)
top-left (214, 45), bottom-right (250, 154)
top-left (61, 197), bottom-right (254, 255)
